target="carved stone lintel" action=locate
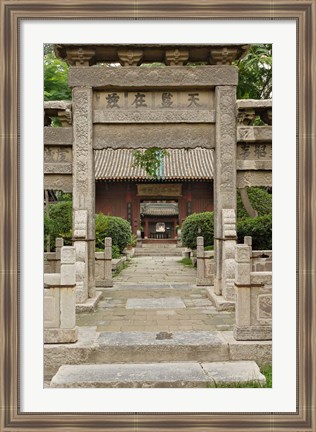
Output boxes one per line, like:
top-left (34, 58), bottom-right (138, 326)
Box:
top-left (117, 49), bottom-right (143, 66)
top-left (209, 47), bottom-right (240, 65)
top-left (164, 49), bottom-right (189, 66)
top-left (44, 174), bottom-right (73, 192)
top-left (66, 47), bottom-right (96, 66)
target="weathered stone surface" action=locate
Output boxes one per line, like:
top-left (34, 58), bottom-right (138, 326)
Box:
top-left (44, 288), bottom-right (60, 328)
top-left (44, 273), bottom-right (60, 286)
top-left (60, 288), bottom-right (76, 328)
top-left (202, 361), bottom-right (265, 385)
top-left (165, 48), bottom-right (189, 66)
top-left (235, 286), bottom-right (251, 327)
top-left (258, 294), bottom-right (272, 320)
top-left (76, 291), bottom-right (102, 313)
top-left (237, 99), bottom-right (272, 109)
top-left (44, 146), bottom-right (72, 163)
top-left (49, 360), bottom-right (265, 388)
top-left (44, 163), bottom-right (72, 174)
top-left (237, 171), bottom-right (272, 188)
top-left (250, 271), bottom-right (272, 285)
top-left (44, 127), bottom-right (73, 145)
top-left (234, 325), bottom-right (272, 341)
top-left (237, 160), bottom-right (272, 170)
top-left (69, 66), bottom-right (238, 88)
top-left (93, 124), bottom-right (215, 149)
top-left (44, 328), bottom-right (78, 344)
top-left (222, 332), bottom-right (272, 366)
top-left (93, 109), bottom-right (216, 124)
top-left (44, 174), bottom-right (73, 192)
top-left (237, 126), bottom-right (272, 142)
top-left (117, 48), bottom-right (143, 66)
top-left (50, 362), bottom-right (211, 388)
top-left (126, 297), bottom-right (186, 309)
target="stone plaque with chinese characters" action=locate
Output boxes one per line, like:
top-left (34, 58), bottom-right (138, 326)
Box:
top-left (137, 184), bottom-right (182, 197)
top-left (93, 89), bottom-right (215, 123)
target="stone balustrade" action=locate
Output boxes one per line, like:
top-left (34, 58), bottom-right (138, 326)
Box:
top-left (44, 246), bottom-right (78, 343)
top-left (234, 243), bottom-right (272, 341)
top-left (196, 236), bottom-right (214, 286)
top-left (44, 237), bottom-right (64, 273)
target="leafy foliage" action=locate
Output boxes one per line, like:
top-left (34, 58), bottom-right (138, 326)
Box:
top-left (45, 201), bottom-right (73, 250)
top-left (44, 52), bottom-right (72, 101)
top-left (235, 44), bottom-right (272, 99)
top-left (237, 187), bottom-right (272, 220)
top-left (181, 212), bottom-right (214, 250)
top-left (237, 214), bottom-right (272, 250)
top-left (95, 213), bottom-right (132, 252)
top-left (132, 148), bottom-right (169, 177)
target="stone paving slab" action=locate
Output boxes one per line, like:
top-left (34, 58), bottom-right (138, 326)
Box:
top-left (126, 297), bottom-right (186, 309)
top-left (50, 361), bottom-right (266, 388)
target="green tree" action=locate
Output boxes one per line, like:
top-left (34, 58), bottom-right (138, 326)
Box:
top-left (44, 51), bottom-right (72, 101)
top-left (235, 44), bottom-right (272, 99)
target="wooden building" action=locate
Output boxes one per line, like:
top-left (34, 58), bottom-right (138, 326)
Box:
top-left (95, 148), bottom-right (214, 240)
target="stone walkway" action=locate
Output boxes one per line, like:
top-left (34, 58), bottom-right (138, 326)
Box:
top-left (76, 256), bottom-right (235, 332)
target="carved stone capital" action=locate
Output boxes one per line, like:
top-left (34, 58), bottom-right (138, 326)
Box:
top-left (66, 47), bottom-right (96, 66)
top-left (164, 49), bottom-right (189, 66)
top-left (209, 47), bottom-right (240, 65)
top-left (117, 49), bottom-right (143, 66)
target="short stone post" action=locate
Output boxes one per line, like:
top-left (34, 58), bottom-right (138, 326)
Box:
top-left (44, 246), bottom-right (78, 343)
top-left (104, 237), bottom-right (113, 287)
top-left (55, 237), bottom-right (64, 273)
top-left (196, 236), bottom-right (205, 284)
top-left (221, 209), bottom-right (237, 301)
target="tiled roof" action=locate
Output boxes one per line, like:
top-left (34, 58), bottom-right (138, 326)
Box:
top-left (140, 202), bottom-right (179, 216)
top-left (95, 148), bottom-right (214, 181)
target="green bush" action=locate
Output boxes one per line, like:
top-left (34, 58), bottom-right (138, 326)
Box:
top-left (45, 201), bottom-right (72, 250)
top-left (237, 214), bottom-right (272, 250)
top-left (181, 212), bottom-right (214, 250)
top-left (237, 187), bottom-right (272, 220)
top-left (112, 245), bottom-right (121, 259)
top-left (95, 213), bottom-right (132, 252)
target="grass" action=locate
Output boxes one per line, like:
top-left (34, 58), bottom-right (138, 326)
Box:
top-left (178, 257), bottom-right (194, 267)
top-left (210, 364), bottom-right (272, 388)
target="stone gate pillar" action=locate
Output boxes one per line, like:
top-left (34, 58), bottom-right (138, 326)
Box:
top-left (214, 86), bottom-right (237, 296)
top-left (72, 87), bottom-right (96, 299)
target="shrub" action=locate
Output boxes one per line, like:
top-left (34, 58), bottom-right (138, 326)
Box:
top-left (45, 201), bottom-right (72, 250)
top-left (181, 212), bottom-right (214, 250)
top-left (112, 245), bottom-right (121, 259)
top-left (237, 214), bottom-right (272, 250)
top-left (237, 187), bottom-right (272, 220)
top-left (95, 213), bottom-right (132, 252)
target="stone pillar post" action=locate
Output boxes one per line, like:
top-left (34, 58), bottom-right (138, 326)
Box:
top-left (72, 86), bottom-right (96, 299)
top-left (196, 236), bottom-right (205, 283)
top-left (144, 219), bottom-right (149, 239)
top-left (55, 237), bottom-right (64, 273)
top-left (214, 86), bottom-right (237, 295)
top-left (104, 237), bottom-right (113, 287)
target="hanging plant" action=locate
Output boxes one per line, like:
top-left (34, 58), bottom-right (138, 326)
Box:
top-left (132, 147), bottom-right (169, 177)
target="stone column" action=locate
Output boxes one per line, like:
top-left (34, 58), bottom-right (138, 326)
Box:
top-left (196, 236), bottom-right (205, 284)
top-left (72, 86), bottom-right (96, 299)
top-left (214, 86), bottom-right (237, 295)
top-left (144, 219), bottom-right (149, 239)
top-left (73, 209), bottom-right (89, 303)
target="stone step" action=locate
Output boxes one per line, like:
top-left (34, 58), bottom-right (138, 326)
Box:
top-left (44, 328), bottom-right (272, 379)
top-left (134, 251), bottom-right (184, 256)
top-left (50, 361), bottom-right (266, 388)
